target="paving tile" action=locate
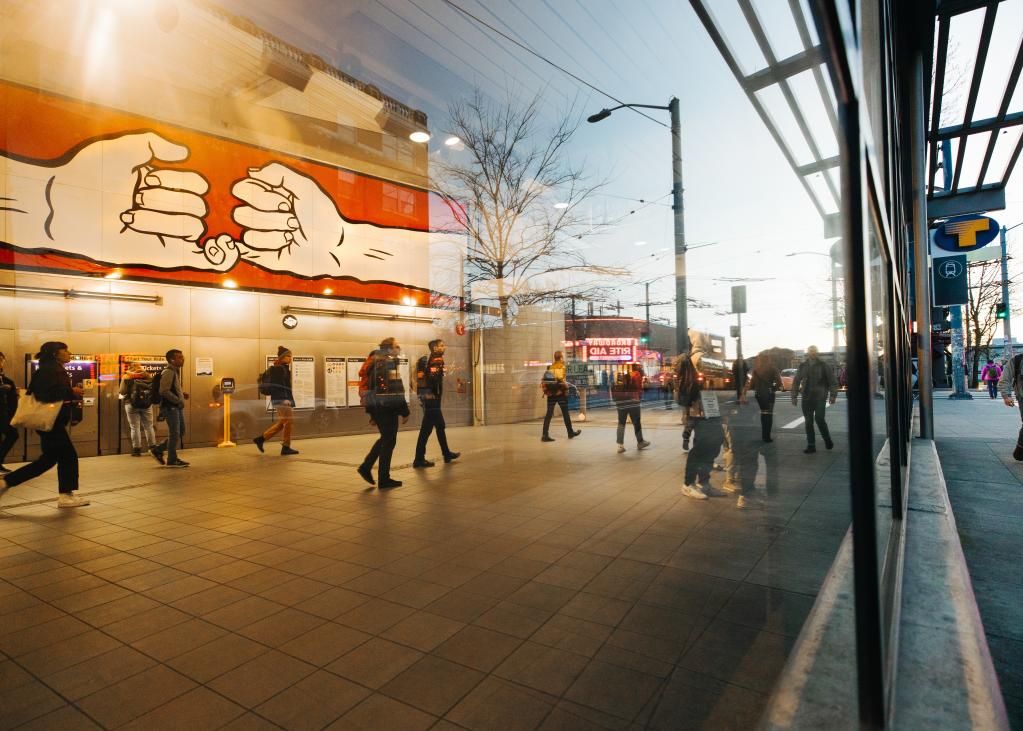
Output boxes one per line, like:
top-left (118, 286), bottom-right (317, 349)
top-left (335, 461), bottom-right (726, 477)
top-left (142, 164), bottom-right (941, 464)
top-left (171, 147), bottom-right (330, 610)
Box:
top-left (381, 577), bottom-right (451, 609)
top-left (49, 582), bottom-right (134, 613)
top-left (169, 584), bottom-right (249, 616)
top-left (76, 593), bottom-right (162, 628)
top-left (677, 618), bottom-right (794, 693)
top-left (505, 580), bottom-right (578, 612)
top-left (293, 585), bottom-right (371, 619)
top-left (493, 640), bottom-right (590, 696)
top-left (166, 633), bottom-right (267, 684)
top-left (426, 589), bottom-right (499, 622)
top-left (118, 687), bottom-right (246, 731)
top-left (381, 611), bottom-right (465, 652)
top-left (327, 637), bottom-right (424, 689)
top-left (531, 613), bottom-right (613, 658)
top-left (131, 618), bottom-right (228, 661)
top-left (0, 658), bottom-right (36, 691)
top-left (644, 667), bottom-right (767, 730)
top-left (559, 591), bottom-right (632, 626)
top-left (337, 597), bottom-right (416, 634)
top-left (0, 677), bottom-right (66, 728)
top-left (474, 600), bottom-right (553, 639)
top-left (16, 628), bottom-right (122, 677)
top-left (433, 624), bottom-right (523, 672)
top-left (208, 649), bottom-right (316, 707)
top-left (217, 712), bottom-right (284, 731)
top-left (43, 645), bottom-right (158, 700)
top-left (335, 693), bottom-right (438, 730)
top-left (446, 676), bottom-right (557, 730)
top-left (279, 621), bottom-right (371, 666)
top-left (0, 614), bottom-right (92, 657)
top-left (564, 658), bottom-right (664, 722)
top-left (203, 595), bottom-right (288, 631)
top-left (237, 607), bottom-right (325, 647)
top-left (255, 669), bottom-right (370, 730)
top-left (141, 574), bottom-right (219, 603)
top-left (255, 575), bottom-right (332, 606)
top-left (381, 655), bottom-right (485, 717)
top-left (14, 704), bottom-right (104, 731)
top-left (101, 604), bottom-right (192, 643)
top-left (77, 664), bottom-right (197, 729)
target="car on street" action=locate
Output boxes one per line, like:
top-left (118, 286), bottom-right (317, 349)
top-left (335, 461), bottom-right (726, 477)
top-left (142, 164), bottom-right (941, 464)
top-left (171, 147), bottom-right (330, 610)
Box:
top-left (781, 368), bottom-right (797, 391)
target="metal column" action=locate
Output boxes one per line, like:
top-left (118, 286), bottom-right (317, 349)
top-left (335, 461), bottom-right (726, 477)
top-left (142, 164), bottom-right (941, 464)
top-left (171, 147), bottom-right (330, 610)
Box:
top-left (911, 53), bottom-right (934, 437)
top-left (670, 97), bottom-right (689, 356)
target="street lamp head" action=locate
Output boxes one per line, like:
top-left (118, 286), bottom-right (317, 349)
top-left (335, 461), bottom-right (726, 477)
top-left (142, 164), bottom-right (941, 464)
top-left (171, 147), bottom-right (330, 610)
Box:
top-left (587, 109), bottom-right (612, 123)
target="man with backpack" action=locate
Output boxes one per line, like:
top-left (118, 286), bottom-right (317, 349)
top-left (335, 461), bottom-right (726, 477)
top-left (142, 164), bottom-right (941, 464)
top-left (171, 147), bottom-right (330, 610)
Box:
top-left (676, 350), bottom-right (701, 452)
top-left (357, 337), bottom-right (409, 488)
top-left (119, 361), bottom-right (157, 456)
top-left (412, 339), bottom-right (459, 468)
top-left (791, 345), bottom-right (837, 454)
top-left (981, 358), bottom-right (1002, 399)
top-left (999, 353), bottom-right (1023, 460)
top-left (150, 349), bottom-right (189, 468)
top-left (541, 351), bottom-right (580, 442)
top-left (254, 346), bottom-right (299, 456)
top-left (612, 363), bottom-right (650, 453)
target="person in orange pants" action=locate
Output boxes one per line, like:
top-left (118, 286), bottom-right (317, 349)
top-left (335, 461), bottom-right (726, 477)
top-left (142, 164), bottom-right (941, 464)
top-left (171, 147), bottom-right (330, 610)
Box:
top-left (254, 346), bottom-right (298, 456)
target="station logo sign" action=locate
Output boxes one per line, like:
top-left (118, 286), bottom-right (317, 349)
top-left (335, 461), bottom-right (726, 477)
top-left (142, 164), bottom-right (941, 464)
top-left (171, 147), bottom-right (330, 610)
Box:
top-left (933, 214), bottom-right (999, 253)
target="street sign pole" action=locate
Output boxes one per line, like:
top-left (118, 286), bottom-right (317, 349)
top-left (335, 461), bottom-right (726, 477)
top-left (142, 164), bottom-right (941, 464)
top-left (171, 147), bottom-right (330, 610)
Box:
top-left (949, 305), bottom-right (971, 399)
top-left (1001, 225), bottom-right (1014, 362)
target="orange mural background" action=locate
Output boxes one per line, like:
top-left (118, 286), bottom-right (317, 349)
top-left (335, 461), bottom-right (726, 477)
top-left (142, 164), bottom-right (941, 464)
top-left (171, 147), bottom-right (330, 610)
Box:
top-left (0, 82), bottom-right (461, 306)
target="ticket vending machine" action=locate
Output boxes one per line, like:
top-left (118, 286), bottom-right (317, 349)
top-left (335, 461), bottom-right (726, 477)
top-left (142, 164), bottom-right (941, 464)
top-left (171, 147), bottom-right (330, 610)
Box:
top-left (21, 354), bottom-right (101, 460)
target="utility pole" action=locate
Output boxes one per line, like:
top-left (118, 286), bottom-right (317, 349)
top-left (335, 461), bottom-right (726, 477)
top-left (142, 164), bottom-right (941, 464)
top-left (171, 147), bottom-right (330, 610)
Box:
top-left (670, 97), bottom-right (689, 357)
top-left (1001, 225), bottom-right (1014, 362)
top-left (645, 282), bottom-right (651, 329)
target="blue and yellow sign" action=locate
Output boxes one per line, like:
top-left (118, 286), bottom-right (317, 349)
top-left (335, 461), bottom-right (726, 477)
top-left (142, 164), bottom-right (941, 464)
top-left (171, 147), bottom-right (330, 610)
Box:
top-left (933, 214), bottom-right (1000, 253)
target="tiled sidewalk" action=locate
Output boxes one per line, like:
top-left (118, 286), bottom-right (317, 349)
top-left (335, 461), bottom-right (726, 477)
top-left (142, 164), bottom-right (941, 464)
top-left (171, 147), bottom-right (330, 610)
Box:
top-left (0, 405), bottom-right (849, 730)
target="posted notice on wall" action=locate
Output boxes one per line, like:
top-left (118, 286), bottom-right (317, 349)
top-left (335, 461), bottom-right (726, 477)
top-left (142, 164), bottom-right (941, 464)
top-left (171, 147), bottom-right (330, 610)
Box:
top-left (195, 357), bottom-right (213, 377)
top-left (265, 355), bottom-right (315, 410)
top-left (700, 391), bottom-right (721, 418)
top-left (325, 357), bottom-right (346, 408)
top-left (346, 357), bottom-right (364, 407)
top-left (398, 356), bottom-right (411, 400)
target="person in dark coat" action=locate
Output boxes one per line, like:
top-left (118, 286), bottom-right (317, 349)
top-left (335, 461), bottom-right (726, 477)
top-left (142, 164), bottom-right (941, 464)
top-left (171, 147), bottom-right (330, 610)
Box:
top-left (358, 337), bottom-right (409, 488)
top-left (732, 356), bottom-right (749, 402)
top-left (0, 352), bottom-right (20, 472)
top-left (744, 352), bottom-right (784, 442)
top-left (1, 342), bottom-right (87, 507)
top-left (792, 345), bottom-right (838, 453)
top-left (413, 339), bottom-right (459, 467)
top-left (612, 363), bottom-right (650, 452)
top-left (254, 346), bottom-right (298, 456)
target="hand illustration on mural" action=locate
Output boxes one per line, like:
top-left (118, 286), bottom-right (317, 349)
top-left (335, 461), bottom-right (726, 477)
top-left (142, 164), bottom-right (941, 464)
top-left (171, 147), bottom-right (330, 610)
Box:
top-left (232, 162), bottom-right (397, 279)
top-left (0, 131), bottom-right (239, 271)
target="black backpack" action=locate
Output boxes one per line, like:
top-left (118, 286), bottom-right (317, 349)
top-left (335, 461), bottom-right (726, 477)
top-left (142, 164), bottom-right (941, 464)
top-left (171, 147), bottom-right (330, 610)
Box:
top-left (130, 379), bottom-right (153, 409)
top-left (258, 368), bottom-right (273, 396)
top-left (149, 370), bottom-right (164, 406)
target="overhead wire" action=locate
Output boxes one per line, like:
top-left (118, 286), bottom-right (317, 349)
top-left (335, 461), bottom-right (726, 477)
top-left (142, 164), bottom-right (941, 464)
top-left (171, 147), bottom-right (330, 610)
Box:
top-left (539, 0), bottom-right (632, 88)
top-left (438, 0), bottom-right (669, 128)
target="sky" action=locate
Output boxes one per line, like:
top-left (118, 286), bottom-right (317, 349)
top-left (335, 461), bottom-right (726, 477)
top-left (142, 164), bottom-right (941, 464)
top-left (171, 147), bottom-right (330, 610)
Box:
top-left (221, 0), bottom-right (1023, 357)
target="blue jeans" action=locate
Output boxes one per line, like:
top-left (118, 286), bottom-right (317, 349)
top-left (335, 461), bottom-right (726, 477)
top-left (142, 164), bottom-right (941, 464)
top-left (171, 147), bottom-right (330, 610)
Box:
top-left (158, 406), bottom-right (184, 462)
top-left (987, 380), bottom-right (998, 398)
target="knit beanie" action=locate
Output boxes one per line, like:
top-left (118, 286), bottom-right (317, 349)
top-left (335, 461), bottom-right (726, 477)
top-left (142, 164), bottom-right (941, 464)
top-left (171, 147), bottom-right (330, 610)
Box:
top-left (278, 346), bottom-right (291, 358)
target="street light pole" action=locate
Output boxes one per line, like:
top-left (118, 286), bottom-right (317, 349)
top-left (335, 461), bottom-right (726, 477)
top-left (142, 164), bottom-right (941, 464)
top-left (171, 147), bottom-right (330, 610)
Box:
top-left (1000, 223), bottom-right (1022, 362)
top-left (588, 98), bottom-right (688, 356)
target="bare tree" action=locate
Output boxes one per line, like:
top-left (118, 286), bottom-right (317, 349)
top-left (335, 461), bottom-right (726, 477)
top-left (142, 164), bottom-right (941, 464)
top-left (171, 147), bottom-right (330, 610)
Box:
top-left (964, 259), bottom-right (1006, 386)
top-left (435, 89), bottom-right (627, 327)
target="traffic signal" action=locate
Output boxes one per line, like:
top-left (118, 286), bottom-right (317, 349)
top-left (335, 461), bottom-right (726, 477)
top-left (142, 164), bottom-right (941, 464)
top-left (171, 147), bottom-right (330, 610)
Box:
top-left (996, 302), bottom-right (1008, 320)
top-left (639, 330), bottom-right (650, 345)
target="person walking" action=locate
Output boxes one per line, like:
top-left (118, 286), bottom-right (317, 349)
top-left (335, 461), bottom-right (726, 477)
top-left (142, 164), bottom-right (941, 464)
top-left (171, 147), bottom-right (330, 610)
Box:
top-left (612, 363), bottom-right (650, 453)
top-left (744, 352), bottom-right (784, 443)
top-left (999, 353), bottom-right (1023, 460)
top-left (254, 346), bottom-right (299, 456)
top-left (358, 338), bottom-right (409, 488)
top-left (676, 349), bottom-right (701, 452)
top-left (1, 342), bottom-right (87, 507)
top-left (791, 345), bottom-right (837, 454)
top-left (981, 358), bottom-right (1002, 399)
top-left (150, 349), bottom-right (189, 467)
top-left (541, 351), bottom-right (580, 442)
top-left (731, 356), bottom-right (748, 402)
top-left (413, 339), bottom-right (459, 468)
top-left (0, 352), bottom-right (20, 472)
top-left (119, 362), bottom-right (157, 456)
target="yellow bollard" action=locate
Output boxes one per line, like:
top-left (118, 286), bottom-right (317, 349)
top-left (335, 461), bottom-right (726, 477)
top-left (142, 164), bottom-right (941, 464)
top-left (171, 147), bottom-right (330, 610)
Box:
top-left (218, 393), bottom-right (236, 447)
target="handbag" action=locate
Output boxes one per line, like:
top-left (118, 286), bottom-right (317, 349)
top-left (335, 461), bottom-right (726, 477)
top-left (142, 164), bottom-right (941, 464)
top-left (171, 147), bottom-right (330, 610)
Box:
top-left (10, 393), bottom-right (62, 432)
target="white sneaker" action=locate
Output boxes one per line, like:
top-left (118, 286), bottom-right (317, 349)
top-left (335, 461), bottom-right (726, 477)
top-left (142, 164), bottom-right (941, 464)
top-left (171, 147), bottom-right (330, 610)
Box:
top-left (720, 481), bottom-right (741, 494)
top-left (57, 493), bottom-right (90, 508)
top-left (680, 484), bottom-right (708, 500)
top-left (617, 444), bottom-right (626, 453)
top-left (736, 495), bottom-right (748, 509)
top-left (637, 440), bottom-right (651, 450)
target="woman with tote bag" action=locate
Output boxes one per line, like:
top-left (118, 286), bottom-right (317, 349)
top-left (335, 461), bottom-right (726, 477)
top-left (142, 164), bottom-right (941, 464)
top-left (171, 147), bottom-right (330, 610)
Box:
top-left (1, 342), bottom-right (87, 507)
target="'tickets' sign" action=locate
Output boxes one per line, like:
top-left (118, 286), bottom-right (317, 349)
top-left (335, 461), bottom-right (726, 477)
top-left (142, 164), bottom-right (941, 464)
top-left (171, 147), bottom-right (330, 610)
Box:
top-left (583, 338), bottom-right (637, 362)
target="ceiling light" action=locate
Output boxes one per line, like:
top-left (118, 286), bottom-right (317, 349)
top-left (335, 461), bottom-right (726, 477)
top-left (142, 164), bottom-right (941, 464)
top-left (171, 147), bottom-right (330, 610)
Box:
top-left (322, 287), bottom-right (333, 295)
top-left (409, 131), bottom-right (431, 143)
top-left (402, 296), bottom-right (417, 306)
top-left (554, 202), bottom-right (569, 209)
top-left (104, 270), bottom-right (122, 279)
top-left (222, 279), bottom-right (238, 289)
top-left (634, 241), bottom-right (647, 246)
top-left (444, 136), bottom-right (461, 147)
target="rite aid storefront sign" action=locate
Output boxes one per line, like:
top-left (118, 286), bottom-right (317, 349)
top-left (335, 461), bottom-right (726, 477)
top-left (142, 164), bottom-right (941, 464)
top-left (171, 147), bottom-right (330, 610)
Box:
top-left (931, 214), bottom-right (999, 306)
top-left (583, 338), bottom-right (638, 362)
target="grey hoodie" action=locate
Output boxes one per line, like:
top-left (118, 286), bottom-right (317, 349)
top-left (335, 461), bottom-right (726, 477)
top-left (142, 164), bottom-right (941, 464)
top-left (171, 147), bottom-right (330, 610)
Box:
top-left (159, 365), bottom-right (184, 407)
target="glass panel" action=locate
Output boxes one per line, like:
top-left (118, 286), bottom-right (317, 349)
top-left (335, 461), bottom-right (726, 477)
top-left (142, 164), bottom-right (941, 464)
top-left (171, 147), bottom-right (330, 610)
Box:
top-left (0, 2), bottom-right (852, 726)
